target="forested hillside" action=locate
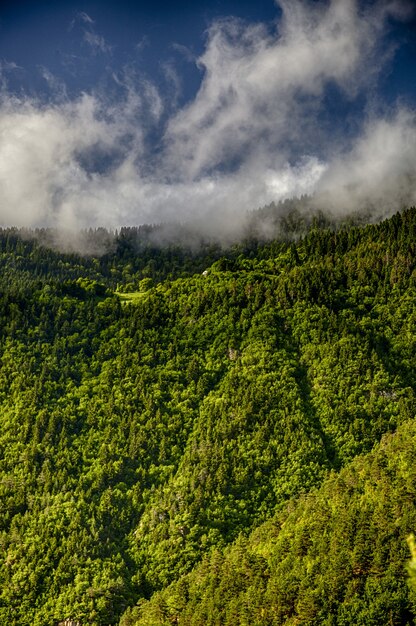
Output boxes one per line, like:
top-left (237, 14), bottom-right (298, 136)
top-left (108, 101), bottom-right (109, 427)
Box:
top-left (123, 418), bottom-right (416, 626)
top-left (0, 207), bottom-right (415, 625)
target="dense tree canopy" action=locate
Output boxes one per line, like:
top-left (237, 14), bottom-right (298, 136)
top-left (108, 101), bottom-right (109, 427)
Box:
top-left (0, 206), bottom-right (415, 625)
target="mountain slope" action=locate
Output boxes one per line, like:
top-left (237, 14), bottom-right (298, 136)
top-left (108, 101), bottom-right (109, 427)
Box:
top-left (124, 417), bottom-right (416, 626)
top-left (0, 208), bottom-right (415, 625)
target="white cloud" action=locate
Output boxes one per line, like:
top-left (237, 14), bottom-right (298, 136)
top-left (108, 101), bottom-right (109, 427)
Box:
top-left (0, 88), bottom-right (325, 234)
top-left (316, 109), bottom-right (416, 214)
top-left (163, 0), bottom-right (391, 180)
top-left (0, 0), bottom-right (414, 238)
top-left (0, 60), bottom-right (23, 91)
top-left (38, 66), bottom-right (68, 100)
top-left (69, 10), bottom-right (112, 55)
top-left (0, 94), bottom-right (144, 228)
top-left (68, 11), bottom-right (95, 32)
top-left (78, 11), bottom-right (95, 25)
top-left (83, 31), bottom-right (113, 55)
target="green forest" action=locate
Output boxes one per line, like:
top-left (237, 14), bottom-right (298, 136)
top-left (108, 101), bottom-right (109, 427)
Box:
top-left (0, 205), bottom-right (416, 625)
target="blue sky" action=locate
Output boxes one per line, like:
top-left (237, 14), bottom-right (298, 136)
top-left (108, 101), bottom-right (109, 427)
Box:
top-left (0, 0), bottom-right (415, 234)
top-left (0, 1), bottom-right (279, 91)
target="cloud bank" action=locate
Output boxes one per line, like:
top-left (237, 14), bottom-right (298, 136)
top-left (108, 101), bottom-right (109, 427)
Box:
top-left (0, 0), bottom-right (415, 238)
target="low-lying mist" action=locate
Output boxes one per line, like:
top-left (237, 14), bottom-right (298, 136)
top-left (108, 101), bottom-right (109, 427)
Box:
top-left (0, 0), bottom-right (415, 249)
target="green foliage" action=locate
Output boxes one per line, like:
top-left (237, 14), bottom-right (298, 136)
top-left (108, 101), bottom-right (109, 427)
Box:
top-left (0, 208), bottom-right (415, 624)
top-left (130, 419), bottom-right (416, 625)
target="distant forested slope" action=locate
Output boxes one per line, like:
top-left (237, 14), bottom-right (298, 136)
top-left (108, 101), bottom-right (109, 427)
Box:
top-left (0, 207), bottom-right (415, 625)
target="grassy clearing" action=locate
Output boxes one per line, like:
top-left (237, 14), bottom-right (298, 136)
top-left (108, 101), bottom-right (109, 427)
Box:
top-left (116, 291), bottom-right (146, 304)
